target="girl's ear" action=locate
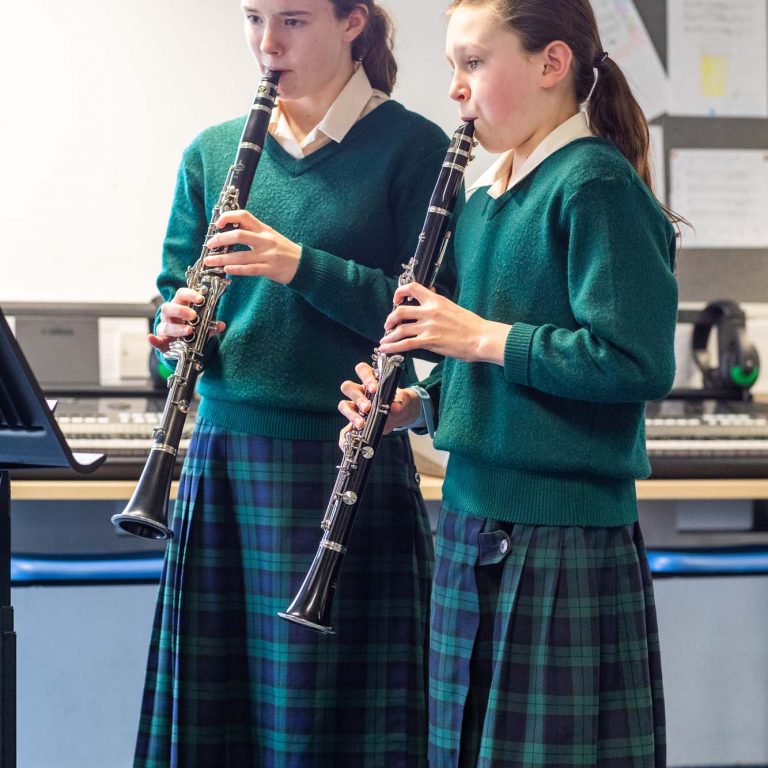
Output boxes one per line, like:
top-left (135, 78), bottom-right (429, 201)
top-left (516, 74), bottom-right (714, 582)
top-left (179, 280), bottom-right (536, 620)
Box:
top-left (540, 40), bottom-right (573, 87)
top-left (343, 4), bottom-right (369, 45)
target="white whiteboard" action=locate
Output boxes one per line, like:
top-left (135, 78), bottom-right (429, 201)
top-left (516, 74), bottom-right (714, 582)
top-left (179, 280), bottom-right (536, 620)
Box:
top-left (0, 0), bottom-right (487, 303)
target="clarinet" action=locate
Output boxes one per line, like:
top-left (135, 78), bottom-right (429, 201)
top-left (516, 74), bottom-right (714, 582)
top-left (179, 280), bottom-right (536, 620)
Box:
top-left (111, 69), bottom-right (281, 540)
top-left (278, 121), bottom-right (476, 634)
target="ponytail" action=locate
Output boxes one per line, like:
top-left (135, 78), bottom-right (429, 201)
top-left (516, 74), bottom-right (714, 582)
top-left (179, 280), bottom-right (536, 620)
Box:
top-left (586, 57), bottom-right (686, 226)
top-left (585, 58), bottom-right (651, 188)
top-left (355, 4), bottom-right (398, 94)
top-left (330, 1), bottom-right (398, 94)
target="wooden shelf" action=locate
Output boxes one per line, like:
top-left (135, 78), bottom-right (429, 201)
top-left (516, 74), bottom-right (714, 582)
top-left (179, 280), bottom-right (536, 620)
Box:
top-left (10, 476), bottom-right (768, 502)
top-left (635, 479), bottom-right (768, 500)
top-left (416, 477), bottom-right (768, 502)
top-left (11, 480), bottom-right (180, 502)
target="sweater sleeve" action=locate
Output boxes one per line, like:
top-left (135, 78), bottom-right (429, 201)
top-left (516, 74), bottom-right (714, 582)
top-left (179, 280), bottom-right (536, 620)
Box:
top-left (286, 140), bottom-right (457, 346)
top-left (503, 176), bottom-right (679, 403)
top-left (155, 144), bottom-right (209, 314)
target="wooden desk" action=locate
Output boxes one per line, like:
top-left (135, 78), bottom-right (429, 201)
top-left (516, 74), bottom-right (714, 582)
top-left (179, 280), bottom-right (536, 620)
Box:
top-left (11, 477), bottom-right (768, 502)
top-left (11, 481), bottom-right (181, 501)
top-left (421, 477), bottom-right (768, 502)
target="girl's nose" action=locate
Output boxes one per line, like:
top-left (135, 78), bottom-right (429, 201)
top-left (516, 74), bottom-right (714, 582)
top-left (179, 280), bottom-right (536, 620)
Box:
top-left (260, 21), bottom-right (281, 57)
top-left (449, 73), bottom-right (469, 103)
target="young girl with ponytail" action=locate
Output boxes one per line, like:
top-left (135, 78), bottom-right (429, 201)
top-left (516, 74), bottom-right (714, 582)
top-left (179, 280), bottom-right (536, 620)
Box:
top-left (340, 1), bottom-right (682, 765)
top-left (135, 1), bottom-right (454, 765)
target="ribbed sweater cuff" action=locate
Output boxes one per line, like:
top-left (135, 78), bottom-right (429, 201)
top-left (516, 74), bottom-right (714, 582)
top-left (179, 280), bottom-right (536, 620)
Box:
top-left (288, 244), bottom-right (345, 309)
top-left (504, 322), bottom-right (537, 385)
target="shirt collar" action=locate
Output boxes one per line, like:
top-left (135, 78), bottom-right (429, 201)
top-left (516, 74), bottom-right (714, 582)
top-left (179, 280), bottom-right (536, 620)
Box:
top-left (468, 111), bottom-right (594, 199)
top-left (270, 65), bottom-right (383, 150)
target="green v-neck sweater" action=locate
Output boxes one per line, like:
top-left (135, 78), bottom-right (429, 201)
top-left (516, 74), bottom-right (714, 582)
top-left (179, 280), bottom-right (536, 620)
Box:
top-left (429, 137), bottom-right (678, 527)
top-left (156, 100), bottom-right (455, 441)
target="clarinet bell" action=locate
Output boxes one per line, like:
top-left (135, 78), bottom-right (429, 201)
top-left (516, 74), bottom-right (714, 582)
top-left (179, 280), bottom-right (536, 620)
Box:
top-left (278, 544), bottom-right (340, 634)
top-left (111, 508), bottom-right (173, 540)
top-left (111, 446), bottom-right (175, 540)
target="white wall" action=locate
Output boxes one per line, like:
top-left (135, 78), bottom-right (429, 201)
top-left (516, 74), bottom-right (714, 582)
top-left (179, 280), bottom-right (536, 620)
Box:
top-left (0, 0), bottom-right (479, 305)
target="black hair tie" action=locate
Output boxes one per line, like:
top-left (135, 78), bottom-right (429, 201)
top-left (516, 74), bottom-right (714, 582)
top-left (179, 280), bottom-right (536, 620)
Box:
top-left (592, 51), bottom-right (609, 68)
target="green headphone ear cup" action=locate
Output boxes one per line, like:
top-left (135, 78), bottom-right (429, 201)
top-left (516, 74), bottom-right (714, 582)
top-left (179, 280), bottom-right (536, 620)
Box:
top-left (730, 365), bottom-right (759, 387)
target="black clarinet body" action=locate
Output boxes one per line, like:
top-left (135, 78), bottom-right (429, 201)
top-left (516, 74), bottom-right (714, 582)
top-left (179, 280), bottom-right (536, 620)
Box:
top-left (278, 121), bottom-right (476, 633)
top-left (111, 69), bottom-right (281, 540)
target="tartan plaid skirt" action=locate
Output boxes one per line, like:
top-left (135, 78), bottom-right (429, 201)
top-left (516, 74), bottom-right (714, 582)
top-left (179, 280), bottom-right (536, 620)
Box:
top-left (134, 418), bottom-right (433, 768)
top-left (429, 507), bottom-right (665, 768)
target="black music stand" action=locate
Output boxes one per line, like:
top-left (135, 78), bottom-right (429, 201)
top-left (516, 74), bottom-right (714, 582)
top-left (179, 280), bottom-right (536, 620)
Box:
top-left (0, 307), bottom-right (104, 768)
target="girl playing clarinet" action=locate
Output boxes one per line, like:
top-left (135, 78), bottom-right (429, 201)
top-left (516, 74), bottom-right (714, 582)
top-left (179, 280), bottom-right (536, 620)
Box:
top-left (136, 1), bottom-right (455, 765)
top-left (340, 1), bottom-right (682, 765)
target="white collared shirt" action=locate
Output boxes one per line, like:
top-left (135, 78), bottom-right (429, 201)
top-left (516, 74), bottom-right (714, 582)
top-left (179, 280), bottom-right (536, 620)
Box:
top-left (269, 65), bottom-right (389, 159)
top-left (467, 111), bottom-right (594, 199)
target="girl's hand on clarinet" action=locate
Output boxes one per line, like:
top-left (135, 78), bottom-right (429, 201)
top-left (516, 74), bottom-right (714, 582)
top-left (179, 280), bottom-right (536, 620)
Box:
top-left (203, 210), bottom-right (301, 285)
top-left (378, 282), bottom-right (510, 365)
top-left (148, 288), bottom-right (225, 354)
top-left (337, 362), bottom-right (421, 450)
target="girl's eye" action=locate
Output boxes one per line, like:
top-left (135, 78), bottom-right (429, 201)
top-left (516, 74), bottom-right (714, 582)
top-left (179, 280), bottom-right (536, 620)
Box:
top-left (284, 17), bottom-right (303, 27)
top-left (245, 14), bottom-right (262, 25)
top-left (467, 59), bottom-right (481, 71)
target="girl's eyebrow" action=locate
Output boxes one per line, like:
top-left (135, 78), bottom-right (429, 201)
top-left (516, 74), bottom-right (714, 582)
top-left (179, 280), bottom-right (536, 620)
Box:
top-left (451, 42), bottom-right (489, 53)
top-left (242, 7), bottom-right (312, 14)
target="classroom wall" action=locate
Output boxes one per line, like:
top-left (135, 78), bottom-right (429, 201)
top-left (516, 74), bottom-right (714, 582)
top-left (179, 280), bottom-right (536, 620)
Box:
top-left (0, 0), bottom-right (477, 306)
top-left (636, 0), bottom-right (768, 304)
top-left (2, 0), bottom-right (766, 302)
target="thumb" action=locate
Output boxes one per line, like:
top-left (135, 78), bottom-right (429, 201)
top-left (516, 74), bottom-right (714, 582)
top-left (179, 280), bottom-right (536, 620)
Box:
top-left (393, 280), bottom-right (430, 306)
top-left (148, 333), bottom-right (170, 354)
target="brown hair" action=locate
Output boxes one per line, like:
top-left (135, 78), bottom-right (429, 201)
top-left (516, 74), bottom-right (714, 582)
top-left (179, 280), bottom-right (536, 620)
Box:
top-left (330, 1), bottom-right (397, 94)
top-left (448, 0), bottom-right (685, 226)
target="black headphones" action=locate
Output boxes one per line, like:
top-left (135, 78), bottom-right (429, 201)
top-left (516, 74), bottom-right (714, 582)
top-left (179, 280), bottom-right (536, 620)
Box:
top-left (692, 300), bottom-right (760, 392)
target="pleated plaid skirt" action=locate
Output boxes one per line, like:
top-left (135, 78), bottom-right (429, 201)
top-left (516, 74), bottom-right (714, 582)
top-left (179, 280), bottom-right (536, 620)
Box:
top-left (429, 507), bottom-right (665, 768)
top-left (134, 418), bottom-right (433, 768)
